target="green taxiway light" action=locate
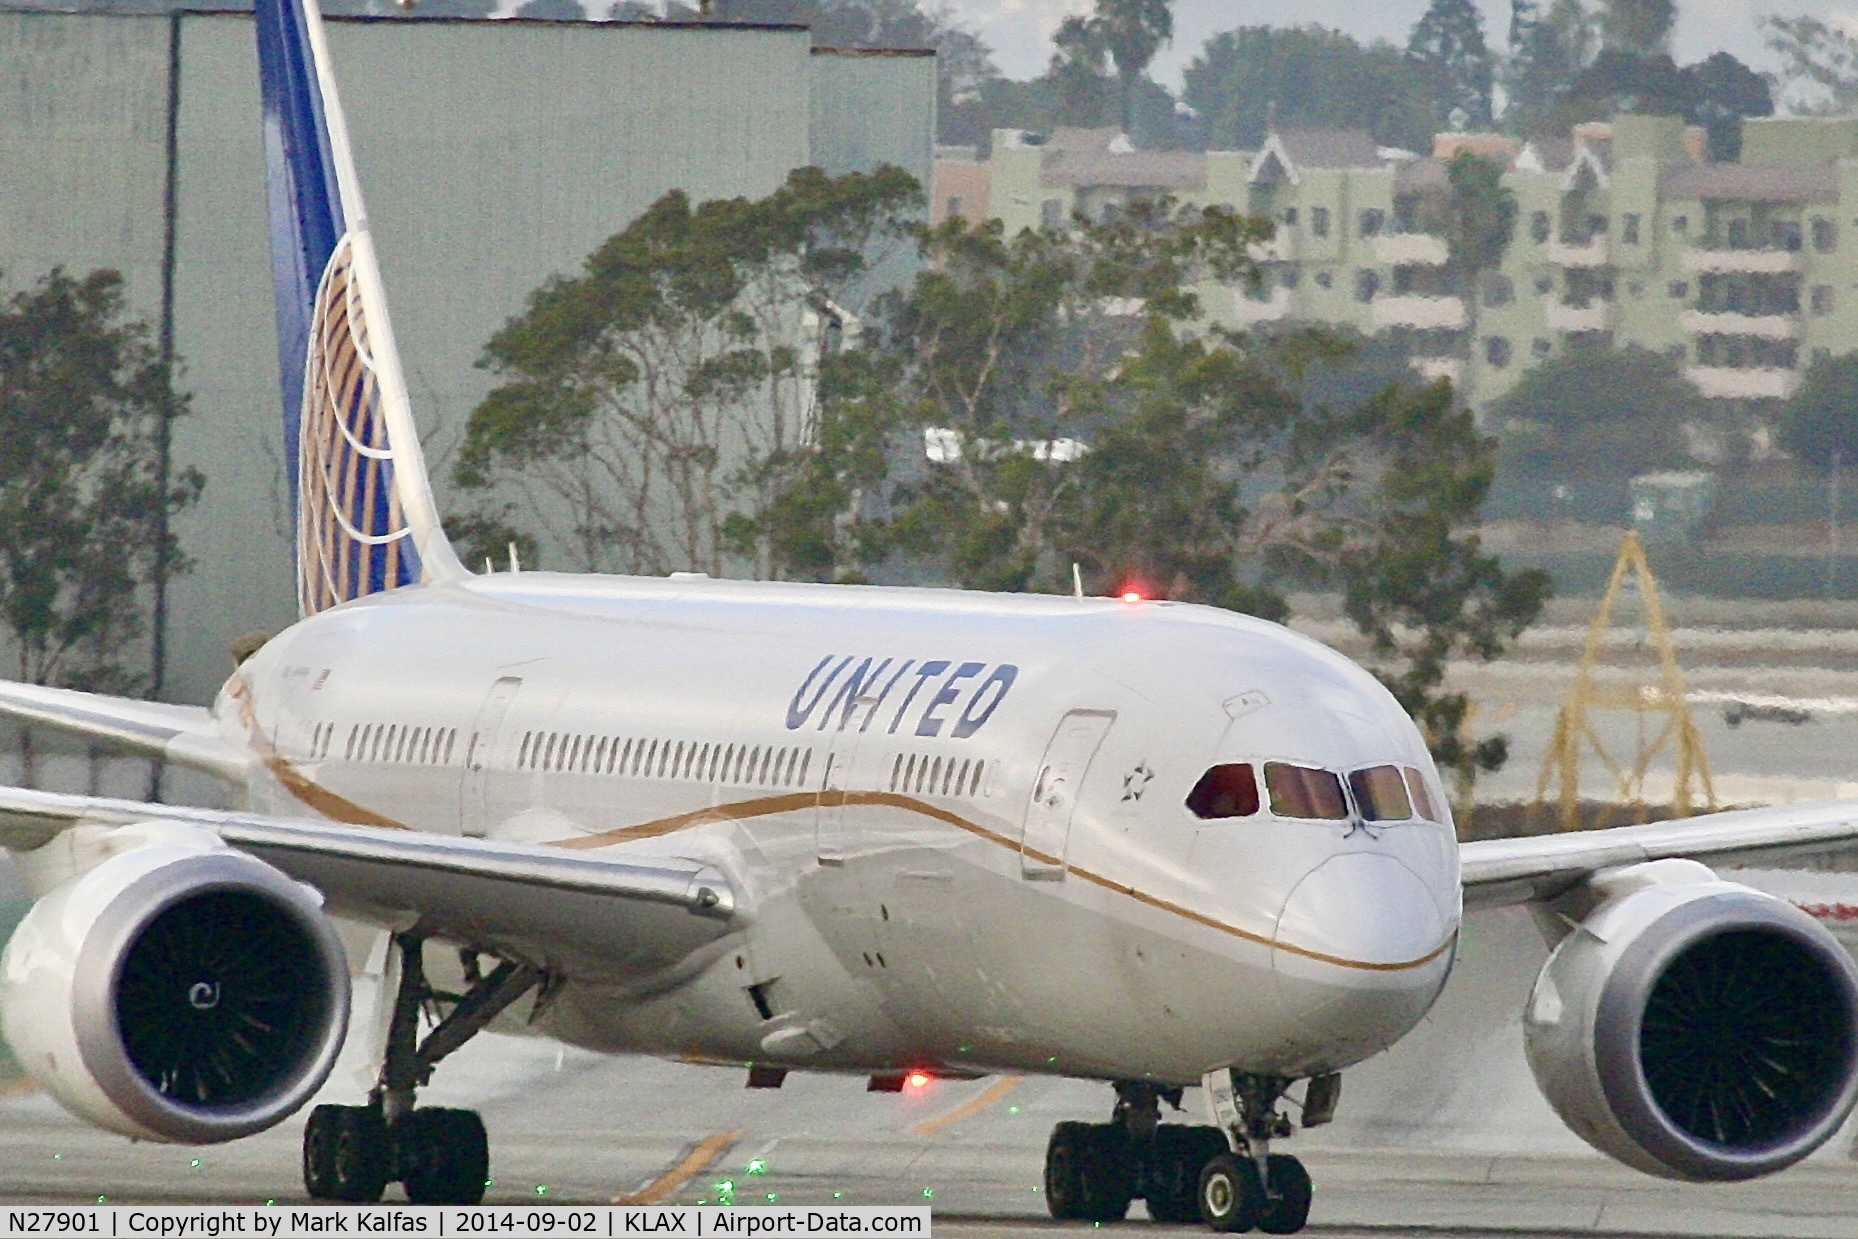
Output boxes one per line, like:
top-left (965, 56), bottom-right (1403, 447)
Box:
top-left (921, 1188), bottom-right (933, 1200)
top-left (189, 1159), bottom-right (201, 1169)
top-left (746, 1159), bottom-right (766, 1175)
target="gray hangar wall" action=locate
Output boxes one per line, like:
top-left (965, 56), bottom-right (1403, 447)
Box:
top-left (0, 9), bottom-right (934, 707)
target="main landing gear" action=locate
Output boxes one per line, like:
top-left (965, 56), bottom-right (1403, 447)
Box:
top-left (1043, 1070), bottom-right (1338, 1233)
top-left (304, 934), bottom-right (543, 1205)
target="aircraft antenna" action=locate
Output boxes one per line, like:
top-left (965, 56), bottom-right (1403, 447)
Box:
top-left (1530, 530), bottom-right (1715, 831)
top-left (1072, 563), bottom-right (1084, 599)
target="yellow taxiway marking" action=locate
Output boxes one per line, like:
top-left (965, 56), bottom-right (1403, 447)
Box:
top-left (0, 1077), bottom-right (39, 1099)
top-left (911, 1075), bottom-right (1023, 1137)
top-left (613, 1129), bottom-right (745, 1205)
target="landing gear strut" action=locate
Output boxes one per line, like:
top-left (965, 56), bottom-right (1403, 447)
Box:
top-left (303, 933), bottom-right (543, 1205)
top-left (1041, 1071), bottom-right (1332, 1233)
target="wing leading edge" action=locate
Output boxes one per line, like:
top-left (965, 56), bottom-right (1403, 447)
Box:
top-left (1461, 797), bottom-right (1858, 910)
top-left (0, 681), bottom-right (245, 781)
top-left (0, 785), bottom-right (737, 982)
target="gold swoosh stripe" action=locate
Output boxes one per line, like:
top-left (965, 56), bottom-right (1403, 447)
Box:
top-left (551, 789), bottom-right (1455, 973)
top-left (230, 675), bottom-right (409, 830)
top-left (236, 687), bottom-right (1449, 973)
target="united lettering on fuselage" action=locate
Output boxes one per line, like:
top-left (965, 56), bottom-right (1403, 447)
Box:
top-left (785, 655), bottom-right (1018, 738)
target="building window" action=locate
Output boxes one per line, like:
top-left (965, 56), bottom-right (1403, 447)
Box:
top-left (1813, 284), bottom-right (1835, 316)
top-left (1622, 213), bottom-right (1641, 244)
top-left (1727, 217), bottom-right (1750, 249)
top-left (1529, 210), bottom-right (1550, 243)
top-left (1814, 217), bottom-right (1837, 252)
top-left (1665, 343), bottom-right (1688, 361)
top-left (1532, 337), bottom-right (1553, 358)
top-left (1774, 219), bottom-right (1803, 252)
top-left (1485, 336), bottom-right (1512, 368)
top-left (1281, 267), bottom-right (1300, 289)
top-left (1358, 208), bottom-right (1385, 237)
top-left (1354, 269), bottom-right (1381, 302)
top-left (1315, 269), bottom-right (1333, 289)
top-left (1311, 206), bottom-right (1330, 237)
top-left (1668, 280), bottom-right (1688, 299)
top-left (1534, 273), bottom-right (1553, 295)
top-left (1482, 273), bottom-right (1514, 307)
top-left (945, 196), bottom-right (962, 218)
top-left (1100, 201), bottom-right (1121, 225)
top-left (1672, 214), bottom-right (1688, 233)
top-left (1283, 206), bottom-right (1298, 226)
top-left (1040, 198), bottom-right (1065, 229)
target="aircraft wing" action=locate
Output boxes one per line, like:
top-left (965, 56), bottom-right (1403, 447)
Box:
top-left (0, 785), bottom-right (736, 979)
top-left (0, 680), bottom-right (246, 781)
top-left (1460, 798), bottom-right (1858, 909)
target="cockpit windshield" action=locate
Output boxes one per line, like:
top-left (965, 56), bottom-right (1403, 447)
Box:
top-left (1186, 758), bottom-right (1444, 824)
top-left (1185, 763), bottom-right (1260, 819)
top-left (1348, 764), bottom-right (1412, 822)
top-left (1263, 762), bottom-right (1349, 820)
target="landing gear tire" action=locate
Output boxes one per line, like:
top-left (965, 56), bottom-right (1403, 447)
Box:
top-left (1198, 1152), bottom-right (1262, 1233)
top-left (304, 1104), bottom-right (390, 1203)
top-left (1146, 1126), bottom-right (1225, 1223)
top-left (398, 1108), bottom-right (491, 1205)
top-left (1044, 1121), bottom-right (1134, 1222)
top-left (1256, 1155), bottom-right (1311, 1235)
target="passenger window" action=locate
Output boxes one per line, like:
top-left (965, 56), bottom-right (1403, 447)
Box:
top-left (1348, 765), bottom-right (1412, 821)
top-left (1186, 763), bottom-right (1260, 819)
top-left (1403, 767), bottom-right (1441, 822)
top-left (1264, 763), bottom-right (1348, 820)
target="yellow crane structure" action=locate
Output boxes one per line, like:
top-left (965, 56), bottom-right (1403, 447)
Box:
top-left (1533, 530), bottom-right (1716, 831)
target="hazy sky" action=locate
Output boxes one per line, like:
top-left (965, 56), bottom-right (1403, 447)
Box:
top-left (939, 2), bottom-right (1853, 89)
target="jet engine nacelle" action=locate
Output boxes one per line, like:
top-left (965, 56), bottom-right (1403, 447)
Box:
top-left (1524, 859), bottom-right (1858, 1181)
top-left (0, 827), bottom-right (349, 1143)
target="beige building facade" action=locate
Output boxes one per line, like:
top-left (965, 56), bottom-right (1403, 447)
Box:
top-left (951, 116), bottom-right (1858, 415)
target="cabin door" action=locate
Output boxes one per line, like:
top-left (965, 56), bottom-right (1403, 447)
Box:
top-left (1019, 710), bottom-right (1114, 880)
top-left (459, 676), bottom-right (522, 837)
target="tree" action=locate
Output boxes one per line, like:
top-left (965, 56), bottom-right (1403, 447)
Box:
top-left (1049, 15), bottom-right (1116, 129)
top-left (1094, 0), bottom-right (1174, 137)
top-left (1407, 0), bottom-right (1496, 130)
top-left (1504, 0), bottom-right (1588, 135)
top-left (1685, 52), bottom-right (1773, 161)
top-left (1491, 347), bottom-right (1695, 482)
top-left (1183, 26), bottom-right (1437, 152)
top-left (455, 166), bottom-right (920, 579)
top-left (0, 269), bottom-right (201, 694)
top-left (512, 0), bottom-right (585, 18)
top-left (1779, 352), bottom-right (1858, 472)
top-left (1442, 151), bottom-right (1516, 405)
top-left (1763, 15), bottom-right (1858, 117)
top-left (1598, 0), bottom-right (1675, 55)
top-left (859, 205), bottom-right (1547, 779)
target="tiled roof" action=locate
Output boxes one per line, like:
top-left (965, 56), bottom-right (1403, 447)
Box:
top-left (1662, 162), bottom-right (1839, 204)
top-left (1272, 127), bottom-right (1383, 170)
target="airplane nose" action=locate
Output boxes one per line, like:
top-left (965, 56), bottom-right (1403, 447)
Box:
top-left (1270, 852), bottom-right (1455, 1059)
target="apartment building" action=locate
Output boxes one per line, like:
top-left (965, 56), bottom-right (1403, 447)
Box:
top-left (952, 115), bottom-right (1858, 413)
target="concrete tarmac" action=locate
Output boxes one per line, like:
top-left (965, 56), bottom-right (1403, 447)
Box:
top-left (6, 906), bottom-right (1858, 1235)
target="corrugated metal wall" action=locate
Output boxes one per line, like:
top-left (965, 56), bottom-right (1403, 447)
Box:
top-left (0, 10), bottom-right (931, 705)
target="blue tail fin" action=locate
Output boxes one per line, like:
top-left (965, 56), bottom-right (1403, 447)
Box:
top-left (255, 0), bottom-right (464, 616)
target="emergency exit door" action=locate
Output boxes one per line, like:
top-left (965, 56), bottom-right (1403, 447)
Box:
top-left (1019, 710), bottom-right (1114, 879)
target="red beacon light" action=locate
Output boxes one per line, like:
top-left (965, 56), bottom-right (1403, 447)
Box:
top-left (1116, 581), bottom-right (1149, 604)
top-left (905, 1070), bottom-right (932, 1090)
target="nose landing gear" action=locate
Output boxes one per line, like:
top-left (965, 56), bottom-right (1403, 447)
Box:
top-left (303, 933), bottom-right (543, 1205)
top-left (1042, 1071), bottom-right (1334, 1233)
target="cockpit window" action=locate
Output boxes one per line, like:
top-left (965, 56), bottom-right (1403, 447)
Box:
top-left (1264, 762), bottom-right (1348, 820)
top-left (1186, 763), bottom-right (1260, 819)
top-left (1403, 766), bottom-right (1441, 822)
top-left (1348, 765), bottom-right (1413, 821)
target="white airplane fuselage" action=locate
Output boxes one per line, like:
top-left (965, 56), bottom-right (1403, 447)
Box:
top-left (221, 571), bottom-right (1462, 1088)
